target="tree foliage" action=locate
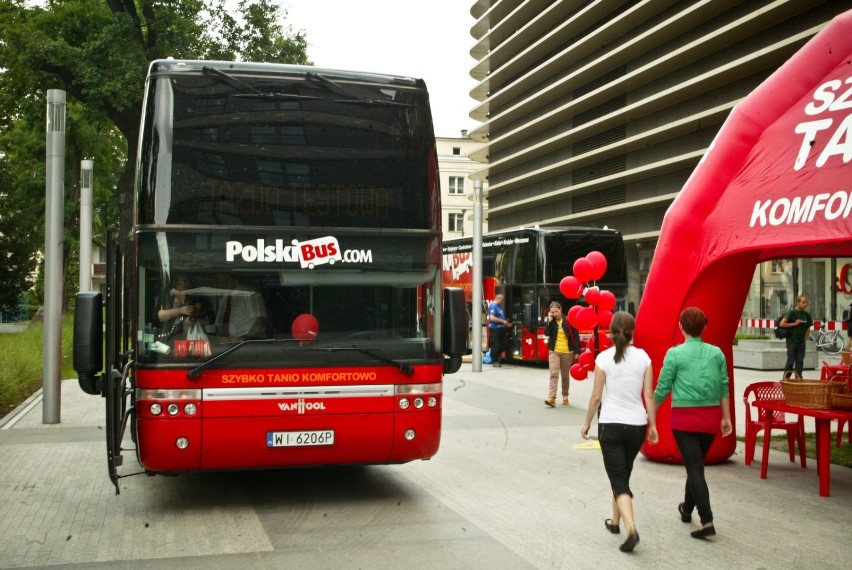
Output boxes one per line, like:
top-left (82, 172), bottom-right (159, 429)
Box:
top-left (0, 0), bottom-right (310, 312)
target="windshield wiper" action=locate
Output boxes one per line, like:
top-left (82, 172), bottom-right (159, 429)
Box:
top-left (202, 66), bottom-right (318, 101)
top-left (306, 72), bottom-right (413, 108)
top-left (317, 347), bottom-right (414, 377)
top-left (187, 338), bottom-right (283, 379)
top-left (334, 98), bottom-right (414, 108)
top-left (233, 92), bottom-right (318, 101)
top-left (305, 71), bottom-right (348, 93)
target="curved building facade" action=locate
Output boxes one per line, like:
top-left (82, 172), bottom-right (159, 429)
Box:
top-left (468, 0), bottom-right (852, 314)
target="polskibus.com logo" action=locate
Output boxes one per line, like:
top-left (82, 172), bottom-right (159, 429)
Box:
top-left (226, 237), bottom-right (373, 269)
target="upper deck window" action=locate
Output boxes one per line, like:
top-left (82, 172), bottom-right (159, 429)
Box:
top-left (137, 70), bottom-right (436, 230)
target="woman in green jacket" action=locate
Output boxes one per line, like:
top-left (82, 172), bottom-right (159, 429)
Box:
top-left (654, 306), bottom-right (732, 539)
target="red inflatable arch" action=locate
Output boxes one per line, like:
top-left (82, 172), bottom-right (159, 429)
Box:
top-left (635, 10), bottom-right (852, 464)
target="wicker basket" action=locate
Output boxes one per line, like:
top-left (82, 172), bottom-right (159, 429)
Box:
top-left (832, 392), bottom-right (852, 411)
top-left (780, 379), bottom-right (844, 409)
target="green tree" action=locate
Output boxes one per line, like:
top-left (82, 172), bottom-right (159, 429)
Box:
top-left (0, 0), bottom-right (310, 311)
top-left (0, 168), bottom-right (40, 318)
top-left (0, 113), bottom-right (43, 317)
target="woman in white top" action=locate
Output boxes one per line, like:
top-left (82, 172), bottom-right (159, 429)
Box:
top-left (581, 311), bottom-right (657, 553)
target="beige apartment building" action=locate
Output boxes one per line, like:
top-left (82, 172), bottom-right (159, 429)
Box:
top-left (466, 0), bottom-right (852, 324)
top-left (438, 132), bottom-right (488, 240)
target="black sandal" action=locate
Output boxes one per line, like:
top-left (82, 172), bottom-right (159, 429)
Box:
top-left (604, 519), bottom-right (620, 534)
top-left (691, 524), bottom-right (716, 539)
top-left (619, 531), bottom-right (639, 552)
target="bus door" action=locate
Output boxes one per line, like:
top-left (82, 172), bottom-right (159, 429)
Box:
top-left (507, 286), bottom-right (537, 361)
top-left (105, 236), bottom-right (142, 494)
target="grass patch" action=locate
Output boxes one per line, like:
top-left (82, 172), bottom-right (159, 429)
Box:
top-left (733, 333), bottom-right (770, 345)
top-left (740, 433), bottom-right (852, 468)
top-left (0, 316), bottom-right (76, 418)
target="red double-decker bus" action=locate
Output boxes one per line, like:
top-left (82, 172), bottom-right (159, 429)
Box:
top-left (73, 60), bottom-right (466, 492)
top-left (442, 227), bottom-right (627, 363)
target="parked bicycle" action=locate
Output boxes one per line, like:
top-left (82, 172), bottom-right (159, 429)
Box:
top-left (808, 323), bottom-right (844, 355)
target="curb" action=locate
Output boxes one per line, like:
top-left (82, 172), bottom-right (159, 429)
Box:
top-left (0, 387), bottom-right (44, 430)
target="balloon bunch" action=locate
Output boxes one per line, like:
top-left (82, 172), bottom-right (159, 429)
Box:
top-left (557, 251), bottom-right (616, 380)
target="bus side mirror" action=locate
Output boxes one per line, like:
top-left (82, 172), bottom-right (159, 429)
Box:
top-left (443, 356), bottom-right (462, 375)
top-left (73, 292), bottom-right (103, 395)
top-left (443, 287), bottom-right (467, 375)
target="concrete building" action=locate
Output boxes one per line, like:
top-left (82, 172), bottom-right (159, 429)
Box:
top-left (437, 132), bottom-right (488, 241)
top-left (467, 0), bottom-right (852, 320)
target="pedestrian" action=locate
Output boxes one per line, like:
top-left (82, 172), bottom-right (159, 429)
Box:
top-left (544, 301), bottom-right (579, 407)
top-left (779, 294), bottom-right (813, 378)
top-left (487, 293), bottom-right (512, 367)
top-left (581, 311), bottom-right (657, 553)
top-left (654, 306), bottom-right (731, 540)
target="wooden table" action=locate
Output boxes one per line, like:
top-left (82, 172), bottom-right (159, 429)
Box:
top-left (754, 400), bottom-right (852, 497)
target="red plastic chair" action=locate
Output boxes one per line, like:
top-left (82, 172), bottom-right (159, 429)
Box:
top-left (743, 381), bottom-right (806, 469)
top-left (826, 371), bottom-right (852, 447)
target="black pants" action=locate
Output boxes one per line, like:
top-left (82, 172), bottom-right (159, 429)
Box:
top-left (599, 423), bottom-right (647, 497)
top-left (672, 430), bottom-right (716, 525)
top-left (489, 327), bottom-right (505, 364)
top-left (784, 340), bottom-right (806, 376)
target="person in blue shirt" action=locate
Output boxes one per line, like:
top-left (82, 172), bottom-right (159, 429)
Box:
top-left (487, 293), bottom-right (512, 367)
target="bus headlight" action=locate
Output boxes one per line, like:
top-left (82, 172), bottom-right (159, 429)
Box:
top-left (427, 396), bottom-right (438, 408)
top-left (404, 429), bottom-right (416, 440)
top-left (150, 403), bottom-right (162, 415)
top-left (175, 437), bottom-right (189, 449)
top-left (184, 403), bottom-right (197, 416)
top-left (167, 403), bottom-right (180, 416)
top-left (413, 397), bottom-right (424, 409)
top-left (398, 398), bottom-right (410, 410)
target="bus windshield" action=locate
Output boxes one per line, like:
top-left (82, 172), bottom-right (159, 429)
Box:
top-left (136, 62), bottom-right (435, 229)
top-left (138, 230), bottom-right (440, 368)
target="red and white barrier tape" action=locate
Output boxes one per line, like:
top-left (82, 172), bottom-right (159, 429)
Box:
top-left (738, 319), bottom-right (848, 331)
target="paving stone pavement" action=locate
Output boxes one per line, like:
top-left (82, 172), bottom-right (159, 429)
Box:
top-left (0, 353), bottom-right (849, 569)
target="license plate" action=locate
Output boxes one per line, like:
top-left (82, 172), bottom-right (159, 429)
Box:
top-left (267, 430), bottom-right (334, 447)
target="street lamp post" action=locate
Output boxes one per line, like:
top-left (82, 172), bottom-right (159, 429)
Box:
top-left (79, 159), bottom-right (93, 293)
top-left (43, 89), bottom-right (66, 424)
top-left (471, 180), bottom-right (484, 372)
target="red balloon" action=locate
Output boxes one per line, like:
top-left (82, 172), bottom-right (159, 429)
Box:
top-left (292, 314), bottom-right (319, 342)
top-left (598, 290), bottom-right (617, 311)
top-left (578, 350), bottom-right (595, 368)
top-left (559, 275), bottom-right (584, 299)
top-left (567, 305), bottom-right (583, 328)
top-left (598, 330), bottom-right (612, 351)
top-left (597, 310), bottom-right (614, 329)
top-left (573, 257), bottom-right (594, 283)
top-left (578, 307), bottom-right (598, 330)
top-left (584, 287), bottom-right (601, 306)
top-left (570, 363), bottom-right (589, 380)
top-left (586, 251), bottom-right (608, 281)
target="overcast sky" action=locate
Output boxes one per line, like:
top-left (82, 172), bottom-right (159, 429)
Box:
top-left (283, 1), bottom-right (479, 137)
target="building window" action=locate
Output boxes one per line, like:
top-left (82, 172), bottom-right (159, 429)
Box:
top-left (448, 176), bottom-right (465, 194)
top-left (448, 213), bottom-right (464, 232)
top-left (452, 147), bottom-right (461, 155)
